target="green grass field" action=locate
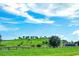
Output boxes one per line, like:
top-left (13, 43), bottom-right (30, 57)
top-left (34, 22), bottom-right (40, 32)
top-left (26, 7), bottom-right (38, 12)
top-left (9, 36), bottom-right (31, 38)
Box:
top-left (0, 47), bottom-right (79, 56)
top-left (0, 39), bottom-right (79, 56)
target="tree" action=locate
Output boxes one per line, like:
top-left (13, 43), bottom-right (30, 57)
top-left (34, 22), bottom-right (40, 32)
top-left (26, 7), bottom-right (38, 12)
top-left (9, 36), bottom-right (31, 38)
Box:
top-left (49, 36), bottom-right (61, 48)
top-left (18, 37), bottom-right (22, 39)
top-left (35, 36), bottom-right (38, 39)
top-left (62, 40), bottom-right (68, 46)
top-left (62, 40), bottom-right (68, 44)
top-left (25, 36), bottom-right (29, 39)
top-left (0, 35), bottom-right (2, 45)
top-left (23, 36), bottom-right (25, 39)
top-left (75, 41), bottom-right (79, 46)
top-left (30, 36), bottom-right (34, 39)
top-left (43, 36), bottom-right (48, 39)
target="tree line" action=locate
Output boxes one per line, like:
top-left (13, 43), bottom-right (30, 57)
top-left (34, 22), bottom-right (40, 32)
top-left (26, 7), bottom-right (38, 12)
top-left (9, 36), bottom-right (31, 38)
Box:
top-left (0, 35), bottom-right (79, 48)
top-left (17, 36), bottom-right (48, 40)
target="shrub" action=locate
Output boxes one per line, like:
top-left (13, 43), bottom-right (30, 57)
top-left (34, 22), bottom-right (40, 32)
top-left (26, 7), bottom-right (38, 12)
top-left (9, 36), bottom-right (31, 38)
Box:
top-left (31, 45), bottom-right (35, 47)
top-left (42, 41), bottom-right (48, 44)
top-left (36, 44), bottom-right (42, 47)
top-left (17, 42), bottom-right (23, 46)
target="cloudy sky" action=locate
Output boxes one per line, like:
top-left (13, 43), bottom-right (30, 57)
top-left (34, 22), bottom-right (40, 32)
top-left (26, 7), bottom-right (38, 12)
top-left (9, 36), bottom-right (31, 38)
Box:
top-left (0, 3), bottom-right (79, 41)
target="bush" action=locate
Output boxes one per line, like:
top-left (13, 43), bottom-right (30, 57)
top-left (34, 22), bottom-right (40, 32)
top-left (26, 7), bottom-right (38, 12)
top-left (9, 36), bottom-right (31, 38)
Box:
top-left (17, 42), bottom-right (23, 46)
top-left (36, 44), bottom-right (42, 47)
top-left (42, 41), bottom-right (48, 44)
top-left (31, 45), bottom-right (35, 47)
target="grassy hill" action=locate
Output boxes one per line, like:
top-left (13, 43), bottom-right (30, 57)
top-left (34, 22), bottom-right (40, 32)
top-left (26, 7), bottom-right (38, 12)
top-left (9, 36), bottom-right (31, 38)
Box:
top-left (1, 38), bottom-right (48, 47)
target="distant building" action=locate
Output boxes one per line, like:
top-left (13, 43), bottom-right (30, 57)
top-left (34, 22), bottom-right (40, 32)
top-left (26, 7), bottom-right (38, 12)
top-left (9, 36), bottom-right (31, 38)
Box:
top-left (64, 42), bottom-right (78, 46)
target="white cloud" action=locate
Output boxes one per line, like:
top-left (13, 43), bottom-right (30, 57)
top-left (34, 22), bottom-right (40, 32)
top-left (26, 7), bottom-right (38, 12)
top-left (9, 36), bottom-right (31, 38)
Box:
top-left (24, 13), bottom-right (54, 24)
top-left (69, 20), bottom-right (79, 26)
top-left (53, 34), bottom-right (69, 40)
top-left (1, 3), bottom-right (54, 24)
top-left (25, 19), bottom-right (54, 24)
top-left (27, 3), bottom-right (72, 17)
top-left (0, 0), bottom-right (79, 3)
top-left (27, 3), bottom-right (79, 18)
top-left (53, 24), bottom-right (62, 26)
top-left (0, 25), bottom-right (19, 31)
top-left (6, 22), bottom-right (20, 24)
top-left (73, 30), bottom-right (79, 36)
top-left (9, 28), bottom-right (19, 31)
top-left (0, 17), bottom-right (20, 24)
top-left (2, 3), bottom-right (79, 24)
top-left (68, 16), bottom-right (79, 27)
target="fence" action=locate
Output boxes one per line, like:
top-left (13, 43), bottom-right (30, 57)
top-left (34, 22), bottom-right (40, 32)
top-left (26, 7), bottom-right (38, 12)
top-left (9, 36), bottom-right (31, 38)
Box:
top-left (0, 46), bottom-right (31, 50)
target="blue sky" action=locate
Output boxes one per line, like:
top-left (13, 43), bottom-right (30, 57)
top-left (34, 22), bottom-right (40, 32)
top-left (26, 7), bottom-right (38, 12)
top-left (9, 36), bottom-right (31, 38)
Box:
top-left (0, 3), bottom-right (79, 41)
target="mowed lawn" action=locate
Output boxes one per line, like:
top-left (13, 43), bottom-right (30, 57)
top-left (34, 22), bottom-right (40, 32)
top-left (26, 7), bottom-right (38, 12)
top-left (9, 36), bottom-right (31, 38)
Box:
top-left (0, 47), bottom-right (79, 56)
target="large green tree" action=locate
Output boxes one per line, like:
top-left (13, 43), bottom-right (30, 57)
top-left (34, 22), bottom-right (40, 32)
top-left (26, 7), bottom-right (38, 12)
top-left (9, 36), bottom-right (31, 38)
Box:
top-left (49, 36), bottom-right (61, 48)
top-left (0, 35), bottom-right (2, 45)
top-left (75, 41), bottom-right (79, 46)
